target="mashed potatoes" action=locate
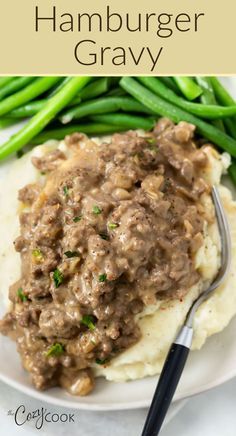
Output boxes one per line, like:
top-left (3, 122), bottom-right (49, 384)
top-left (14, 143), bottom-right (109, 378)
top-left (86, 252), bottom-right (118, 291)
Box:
top-left (0, 140), bottom-right (235, 383)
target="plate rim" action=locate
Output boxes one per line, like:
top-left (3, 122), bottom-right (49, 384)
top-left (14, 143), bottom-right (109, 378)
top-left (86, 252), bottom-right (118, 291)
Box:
top-left (0, 360), bottom-right (235, 411)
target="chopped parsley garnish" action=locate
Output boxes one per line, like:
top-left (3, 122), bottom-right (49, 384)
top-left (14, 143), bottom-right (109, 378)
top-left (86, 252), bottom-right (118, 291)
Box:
top-left (98, 273), bottom-right (107, 283)
top-left (81, 315), bottom-right (96, 331)
top-left (63, 186), bottom-right (69, 196)
top-left (53, 268), bottom-right (64, 288)
top-left (17, 287), bottom-right (28, 302)
top-left (93, 205), bottom-right (102, 215)
top-left (46, 343), bottom-right (64, 358)
top-left (64, 251), bottom-right (80, 258)
top-left (73, 215), bottom-right (82, 222)
top-left (32, 248), bottom-right (43, 261)
top-left (95, 358), bottom-right (109, 365)
top-left (108, 222), bottom-right (118, 230)
top-left (146, 138), bottom-right (158, 151)
top-left (146, 137), bottom-right (156, 145)
top-left (99, 233), bottom-right (109, 240)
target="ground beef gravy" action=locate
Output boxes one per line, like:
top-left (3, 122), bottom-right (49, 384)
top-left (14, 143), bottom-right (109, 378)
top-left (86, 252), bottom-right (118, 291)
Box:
top-left (0, 118), bottom-right (212, 395)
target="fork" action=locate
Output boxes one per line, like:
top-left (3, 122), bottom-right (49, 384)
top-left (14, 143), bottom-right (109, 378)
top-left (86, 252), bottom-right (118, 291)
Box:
top-left (141, 185), bottom-right (231, 436)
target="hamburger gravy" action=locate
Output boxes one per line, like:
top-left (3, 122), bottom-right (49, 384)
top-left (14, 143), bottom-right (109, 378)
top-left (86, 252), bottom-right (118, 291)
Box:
top-left (0, 119), bottom-right (216, 395)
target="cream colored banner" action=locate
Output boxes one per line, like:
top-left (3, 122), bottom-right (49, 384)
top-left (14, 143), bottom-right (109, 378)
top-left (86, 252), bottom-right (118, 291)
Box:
top-left (0, 0), bottom-right (235, 74)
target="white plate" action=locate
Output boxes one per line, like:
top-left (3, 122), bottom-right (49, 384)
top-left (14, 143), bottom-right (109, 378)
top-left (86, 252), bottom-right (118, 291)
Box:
top-left (0, 77), bottom-right (236, 411)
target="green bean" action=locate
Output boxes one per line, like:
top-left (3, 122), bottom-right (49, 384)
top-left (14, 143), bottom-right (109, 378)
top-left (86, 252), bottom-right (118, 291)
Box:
top-left (109, 77), bottom-right (121, 87)
top-left (158, 77), bottom-right (180, 94)
top-left (60, 96), bottom-right (154, 124)
top-left (120, 77), bottom-right (236, 157)
top-left (0, 77), bottom-right (16, 89)
top-left (210, 77), bottom-right (235, 106)
top-left (47, 77), bottom-right (69, 97)
top-left (16, 79), bottom-right (235, 123)
top-left (67, 78), bottom-right (111, 106)
top-left (7, 101), bottom-right (47, 118)
top-left (0, 118), bottom-right (17, 129)
top-left (137, 77), bottom-right (236, 120)
top-left (0, 77), bottom-right (36, 101)
top-left (90, 113), bottom-right (155, 131)
top-left (0, 77), bottom-right (61, 117)
top-left (30, 124), bottom-right (128, 145)
top-left (210, 77), bottom-right (236, 139)
top-left (223, 118), bottom-right (236, 140)
top-left (173, 77), bottom-right (203, 100)
top-left (0, 77), bottom-right (92, 160)
top-left (8, 78), bottom-right (112, 119)
top-left (11, 99), bottom-right (83, 119)
top-left (228, 161), bottom-right (236, 186)
top-left (8, 97), bottom-right (84, 119)
top-left (195, 77), bottom-right (216, 105)
top-left (79, 78), bottom-right (111, 101)
top-left (195, 77), bottom-right (225, 131)
top-left (106, 87), bottom-right (127, 97)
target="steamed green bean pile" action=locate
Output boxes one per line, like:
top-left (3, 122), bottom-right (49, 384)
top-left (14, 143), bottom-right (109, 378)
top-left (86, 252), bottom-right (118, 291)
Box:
top-left (0, 75), bottom-right (236, 184)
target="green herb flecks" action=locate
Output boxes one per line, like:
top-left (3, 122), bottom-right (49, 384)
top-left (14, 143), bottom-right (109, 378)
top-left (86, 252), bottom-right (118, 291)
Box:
top-left (108, 222), bottom-right (118, 229)
top-left (81, 315), bottom-right (96, 331)
top-left (95, 358), bottom-right (110, 365)
top-left (99, 233), bottom-right (109, 240)
top-left (17, 287), bottom-right (29, 302)
top-left (93, 205), bottom-right (102, 215)
top-left (98, 273), bottom-right (107, 283)
top-left (46, 343), bottom-right (64, 358)
top-left (146, 137), bottom-right (155, 145)
top-left (146, 138), bottom-right (158, 152)
top-left (32, 248), bottom-right (43, 261)
top-left (53, 268), bottom-right (64, 288)
top-left (73, 215), bottom-right (82, 222)
top-left (63, 186), bottom-right (69, 196)
top-left (64, 251), bottom-right (80, 258)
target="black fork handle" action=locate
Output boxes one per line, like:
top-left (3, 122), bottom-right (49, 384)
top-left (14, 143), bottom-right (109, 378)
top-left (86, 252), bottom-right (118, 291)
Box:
top-left (141, 326), bottom-right (193, 436)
